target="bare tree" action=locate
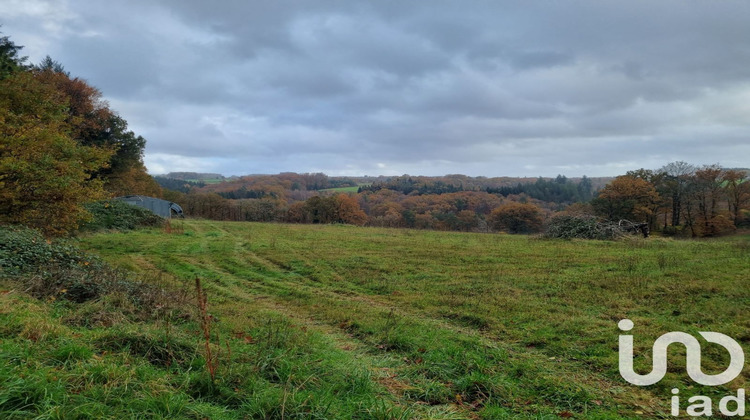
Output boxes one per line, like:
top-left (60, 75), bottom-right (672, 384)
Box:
top-left (659, 161), bottom-right (695, 227)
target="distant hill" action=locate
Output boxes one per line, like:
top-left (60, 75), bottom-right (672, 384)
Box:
top-left (162, 172), bottom-right (226, 181)
top-left (726, 168), bottom-right (750, 176)
top-left (154, 171), bottom-right (616, 199)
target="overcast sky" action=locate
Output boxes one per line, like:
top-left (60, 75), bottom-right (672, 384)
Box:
top-left (3, 0), bottom-right (750, 177)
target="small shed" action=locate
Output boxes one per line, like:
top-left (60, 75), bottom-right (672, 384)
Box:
top-left (115, 195), bottom-right (184, 219)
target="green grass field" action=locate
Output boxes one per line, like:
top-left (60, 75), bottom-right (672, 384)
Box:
top-left (3, 220), bottom-right (750, 418)
top-left (320, 186), bottom-right (365, 193)
top-left (185, 178), bottom-right (225, 184)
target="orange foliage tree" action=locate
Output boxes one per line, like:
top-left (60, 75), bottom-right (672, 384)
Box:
top-left (0, 72), bottom-right (111, 235)
top-left (686, 165), bottom-right (735, 237)
top-left (284, 194), bottom-right (368, 225)
top-left (34, 68), bottom-right (160, 197)
top-left (722, 169), bottom-right (750, 227)
top-left (333, 194), bottom-right (368, 226)
top-left (592, 175), bottom-right (660, 223)
top-left (489, 202), bottom-right (544, 234)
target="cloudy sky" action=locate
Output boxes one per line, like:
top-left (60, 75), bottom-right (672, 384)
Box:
top-left (3, 1), bottom-right (750, 177)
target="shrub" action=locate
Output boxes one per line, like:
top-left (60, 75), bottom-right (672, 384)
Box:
top-left (0, 225), bottom-right (189, 324)
top-left (543, 215), bottom-right (625, 240)
top-left (81, 200), bottom-right (163, 232)
top-left (694, 213), bottom-right (736, 237)
top-left (490, 202), bottom-right (544, 234)
top-left (0, 225), bottom-right (87, 276)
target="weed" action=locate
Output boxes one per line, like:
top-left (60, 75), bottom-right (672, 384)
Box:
top-left (164, 219), bottom-right (185, 235)
top-left (195, 277), bottom-right (218, 381)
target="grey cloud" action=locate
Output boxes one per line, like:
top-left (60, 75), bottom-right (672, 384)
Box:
top-left (3, 0), bottom-right (750, 177)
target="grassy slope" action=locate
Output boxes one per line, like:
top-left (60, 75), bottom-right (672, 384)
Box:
top-left (53, 221), bottom-right (750, 417)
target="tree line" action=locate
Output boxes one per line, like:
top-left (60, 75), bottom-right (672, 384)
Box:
top-left (592, 162), bottom-right (749, 237)
top-left (164, 188), bottom-right (548, 233)
top-left (0, 31), bottom-right (160, 236)
top-left (163, 179), bottom-right (569, 233)
top-left (487, 175), bottom-right (594, 206)
top-left (161, 163), bottom-right (748, 237)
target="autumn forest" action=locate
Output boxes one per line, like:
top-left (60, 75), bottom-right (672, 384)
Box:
top-left (2, 32), bottom-right (749, 239)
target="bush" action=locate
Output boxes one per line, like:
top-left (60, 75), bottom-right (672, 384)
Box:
top-left (0, 225), bottom-right (88, 276)
top-left (489, 202), bottom-right (544, 234)
top-left (0, 225), bottom-right (189, 323)
top-left (543, 215), bottom-right (625, 240)
top-left (695, 214), bottom-right (736, 237)
top-left (81, 200), bottom-right (164, 232)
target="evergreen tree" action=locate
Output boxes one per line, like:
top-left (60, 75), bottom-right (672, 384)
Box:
top-left (0, 30), bottom-right (28, 79)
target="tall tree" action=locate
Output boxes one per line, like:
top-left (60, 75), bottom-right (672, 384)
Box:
top-left (723, 170), bottom-right (750, 226)
top-left (577, 175), bottom-right (593, 202)
top-left (592, 175), bottom-right (660, 222)
top-left (36, 55), bottom-right (69, 75)
top-left (34, 68), bottom-right (159, 196)
top-left (659, 161), bottom-right (695, 227)
top-left (689, 165), bottom-right (734, 236)
top-left (0, 72), bottom-right (111, 236)
top-left (0, 30), bottom-right (28, 79)
top-left (626, 168), bottom-right (670, 230)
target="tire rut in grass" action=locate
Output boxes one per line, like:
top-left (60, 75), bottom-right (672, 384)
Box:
top-left (218, 232), bottom-right (665, 416)
top-left (128, 222), bottom-right (666, 416)
top-left (201, 256), bottom-right (621, 415)
top-left (147, 246), bottom-right (423, 409)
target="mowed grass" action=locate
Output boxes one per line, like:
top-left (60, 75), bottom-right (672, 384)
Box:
top-left (71, 220), bottom-right (750, 418)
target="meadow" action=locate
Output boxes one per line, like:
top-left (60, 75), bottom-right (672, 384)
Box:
top-left (319, 186), bottom-right (362, 193)
top-left (3, 220), bottom-right (749, 418)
